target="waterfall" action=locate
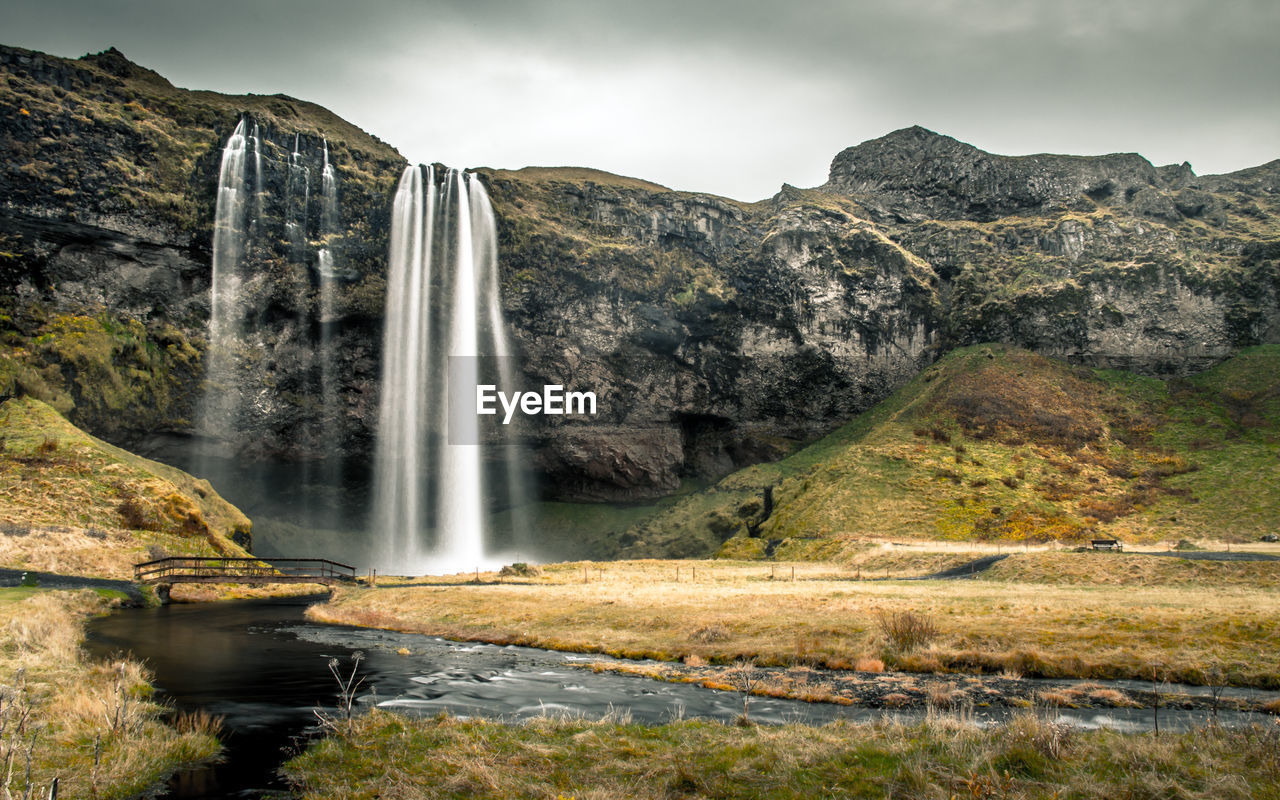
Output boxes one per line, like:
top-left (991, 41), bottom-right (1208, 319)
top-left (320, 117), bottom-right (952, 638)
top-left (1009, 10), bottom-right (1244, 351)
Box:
top-left (320, 139), bottom-right (338, 235)
top-left (372, 165), bottom-right (432, 569)
top-left (318, 139), bottom-right (340, 471)
top-left (286, 133), bottom-right (309, 262)
top-left (199, 118), bottom-right (250, 445)
top-left (371, 165), bottom-right (524, 574)
top-left (470, 178), bottom-right (534, 549)
top-left (250, 122), bottom-right (263, 229)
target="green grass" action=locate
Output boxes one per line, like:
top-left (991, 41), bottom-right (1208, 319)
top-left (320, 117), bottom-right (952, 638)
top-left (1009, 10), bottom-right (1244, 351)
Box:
top-left (630, 344), bottom-right (1280, 557)
top-left (520, 499), bottom-right (675, 560)
top-left (284, 711), bottom-right (1280, 800)
top-left (0, 585), bottom-right (41, 605)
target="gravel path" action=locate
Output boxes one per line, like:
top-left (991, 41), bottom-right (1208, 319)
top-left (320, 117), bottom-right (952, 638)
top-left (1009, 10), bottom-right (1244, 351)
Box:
top-left (1134, 550), bottom-right (1280, 562)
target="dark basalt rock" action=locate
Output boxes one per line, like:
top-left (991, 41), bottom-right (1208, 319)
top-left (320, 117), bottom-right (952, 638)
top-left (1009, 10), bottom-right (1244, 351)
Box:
top-left (825, 126), bottom-right (1200, 223)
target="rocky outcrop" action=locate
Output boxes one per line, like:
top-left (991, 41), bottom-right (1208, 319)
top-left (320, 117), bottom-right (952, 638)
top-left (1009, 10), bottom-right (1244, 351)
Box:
top-left (485, 172), bottom-right (942, 500)
top-left (1, 46), bottom-right (1277, 506)
top-left (825, 126), bottom-right (1201, 223)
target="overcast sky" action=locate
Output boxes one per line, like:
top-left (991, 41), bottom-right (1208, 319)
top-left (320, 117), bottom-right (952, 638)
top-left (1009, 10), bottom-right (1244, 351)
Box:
top-left (5, 0), bottom-right (1278, 200)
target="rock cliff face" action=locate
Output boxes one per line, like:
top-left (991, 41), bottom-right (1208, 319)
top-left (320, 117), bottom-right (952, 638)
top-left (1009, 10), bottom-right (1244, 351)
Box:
top-left (1, 46), bottom-right (1277, 506)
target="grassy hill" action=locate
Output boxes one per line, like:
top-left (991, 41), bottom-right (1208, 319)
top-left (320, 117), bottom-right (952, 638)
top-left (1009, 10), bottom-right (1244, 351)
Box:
top-left (0, 396), bottom-right (251, 578)
top-left (619, 344), bottom-right (1280, 558)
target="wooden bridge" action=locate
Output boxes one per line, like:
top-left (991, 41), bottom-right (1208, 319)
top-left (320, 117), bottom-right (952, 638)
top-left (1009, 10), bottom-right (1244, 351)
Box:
top-left (134, 557), bottom-right (357, 587)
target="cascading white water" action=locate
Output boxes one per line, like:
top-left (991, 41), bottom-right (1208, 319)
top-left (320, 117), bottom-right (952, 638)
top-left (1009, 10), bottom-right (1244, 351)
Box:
top-left (199, 118), bottom-right (250, 442)
top-left (439, 171), bottom-right (484, 567)
top-left (470, 178), bottom-right (534, 547)
top-left (250, 122), bottom-right (263, 229)
top-left (286, 133), bottom-right (309, 262)
top-left (317, 139), bottom-right (340, 461)
top-left (320, 139), bottom-right (338, 234)
top-left (371, 165), bottom-right (522, 574)
top-left (372, 165), bottom-right (431, 569)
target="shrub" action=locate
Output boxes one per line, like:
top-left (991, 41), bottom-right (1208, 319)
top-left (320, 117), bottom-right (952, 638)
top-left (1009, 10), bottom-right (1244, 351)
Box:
top-left (689, 624), bottom-right (729, 644)
top-left (117, 497), bottom-right (158, 530)
top-left (926, 682), bottom-right (964, 710)
top-left (854, 657), bottom-right (885, 673)
top-left (498, 562), bottom-right (542, 578)
top-left (1000, 712), bottom-right (1075, 762)
top-left (876, 609), bottom-right (940, 653)
top-left (934, 469), bottom-right (962, 484)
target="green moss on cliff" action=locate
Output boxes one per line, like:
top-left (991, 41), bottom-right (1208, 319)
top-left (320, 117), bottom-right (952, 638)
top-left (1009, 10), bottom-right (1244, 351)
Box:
top-left (0, 303), bottom-right (201, 436)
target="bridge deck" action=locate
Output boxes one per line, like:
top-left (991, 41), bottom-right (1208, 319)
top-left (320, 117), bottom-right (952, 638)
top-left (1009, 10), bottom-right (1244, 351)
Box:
top-left (134, 557), bottom-right (357, 586)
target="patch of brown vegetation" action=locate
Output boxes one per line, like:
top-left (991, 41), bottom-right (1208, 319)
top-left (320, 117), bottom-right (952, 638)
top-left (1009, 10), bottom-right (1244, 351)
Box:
top-left (935, 349), bottom-right (1106, 448)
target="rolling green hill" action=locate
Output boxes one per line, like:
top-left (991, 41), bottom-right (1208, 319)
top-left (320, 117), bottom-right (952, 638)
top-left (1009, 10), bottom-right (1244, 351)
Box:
top-left (619, 344), bottom-right (1280, 559)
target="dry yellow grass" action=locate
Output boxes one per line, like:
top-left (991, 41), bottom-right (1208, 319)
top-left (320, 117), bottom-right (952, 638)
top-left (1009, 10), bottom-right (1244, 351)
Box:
top-left (310, 557), bottom-right (1280, 687)
top-left (0, 588), bottom-right (219, 797)
top-left (0, 397), bottom-right (251, 577)
top-left (985, 551), bottom-right (1280, 587)
top-left (0, 523), bottom-right (233, 580)
top-left (168, 582), bottom-right (332, 602)
top-left (285, 709), bottom-right (1280, 800)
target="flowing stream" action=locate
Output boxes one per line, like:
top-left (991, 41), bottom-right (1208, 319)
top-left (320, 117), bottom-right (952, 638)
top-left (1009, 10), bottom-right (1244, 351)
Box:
top-left (86, 600), bottom-right (1278, 798)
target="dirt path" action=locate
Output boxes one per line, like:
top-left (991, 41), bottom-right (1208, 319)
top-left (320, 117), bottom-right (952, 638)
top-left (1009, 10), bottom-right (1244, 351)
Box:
top-left (0, 567), bottom-right (146, 603)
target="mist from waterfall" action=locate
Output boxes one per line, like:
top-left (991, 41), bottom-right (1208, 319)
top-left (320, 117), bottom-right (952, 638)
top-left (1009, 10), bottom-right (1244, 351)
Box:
top-left (371, 165), bottom-right (528, 575)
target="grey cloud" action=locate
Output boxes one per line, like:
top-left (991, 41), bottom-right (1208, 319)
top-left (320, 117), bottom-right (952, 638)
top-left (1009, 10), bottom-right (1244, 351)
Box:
top-left (2, 0), bottom-right (1277, 199)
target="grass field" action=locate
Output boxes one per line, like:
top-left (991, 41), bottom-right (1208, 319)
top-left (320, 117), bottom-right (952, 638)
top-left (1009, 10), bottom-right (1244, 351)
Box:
top-left (310, 554), bottom-right (1280, 689)
top-left (0, 587), bottom-right (219, 798)
top-left (284, 710), bottom-right (1280, 800)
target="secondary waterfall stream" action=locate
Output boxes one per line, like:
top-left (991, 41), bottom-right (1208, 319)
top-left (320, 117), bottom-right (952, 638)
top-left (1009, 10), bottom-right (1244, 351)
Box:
top-left (198, 118), bottom-right (250, 451)
top-left (192, 119), bottom-right (366, 551)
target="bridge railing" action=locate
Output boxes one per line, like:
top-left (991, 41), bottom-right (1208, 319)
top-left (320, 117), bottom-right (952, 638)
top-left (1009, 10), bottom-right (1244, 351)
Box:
top-left (134, 557), bottom-right (357, 584)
